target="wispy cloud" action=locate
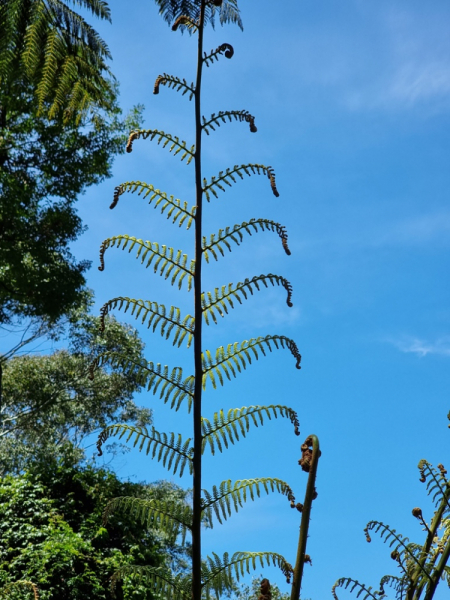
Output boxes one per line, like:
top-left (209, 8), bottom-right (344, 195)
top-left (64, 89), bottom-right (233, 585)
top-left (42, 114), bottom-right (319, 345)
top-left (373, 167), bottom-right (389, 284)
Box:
top-left (388, 336), bottom-right (450, 357)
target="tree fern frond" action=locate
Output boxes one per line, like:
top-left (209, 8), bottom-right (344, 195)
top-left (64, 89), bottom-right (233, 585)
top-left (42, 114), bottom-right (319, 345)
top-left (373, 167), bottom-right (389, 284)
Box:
top-left (203, 42), bottom-right (234, 66)
top-left (201, 405), bottom-right (300, 455)
top-left (378, 574), bottom-right (408, 600)
top-left (201, 335), bottom-right (301, 390)
top-left (98, 235), bottom-right (195, 291)
top-left (96, 425), bottom-right (193, 476)
top-left (201, 478), bottom-right (297, 525)
top-left (201, 275), bottom-right (293, 326)
top-left (202, 551), bottom-right (293, 598)
top-left (99, 297), bottom-right (195, 348)
top-left (111, 181), bottom-right (196, 229)
top-left (365, 521), bottom-right (432, 581)
top-left (418, 460), bottom-right (450, 513)
top-left (111, 565), bottom-right (191, 600)
top-left (171, 14), bottom-right (199, 33)
top-left (332, 578), bottom-right (386, 600)
top-left (203, 164), bottom-right (279, 200)
top-left (154, 72), bottom-right (195, 99)
top-left (203, 218), bottom-right (291, 257)
top-left (126, 129), bottom-right (195, 163)
top-left (155, 1), bottom-right (242, 31)
top-left (104, 496), bottom-right (192, 544)
top-left (89, 352), bottom-right (194, 412)
top-left (202, 110), bottom-right (256, 134)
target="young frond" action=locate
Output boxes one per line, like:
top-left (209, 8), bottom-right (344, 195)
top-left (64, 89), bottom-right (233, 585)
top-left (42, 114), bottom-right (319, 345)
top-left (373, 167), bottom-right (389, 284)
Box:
top-left (126, 129), bottom-right (195, 164)
top-left (111, 181), bottom-right (196, 229)
top-left (201, 478), bottom-right (296, 525)
top-left (203, 218), bottom-right (291, 257)
top-left (418, 460), bottom-right (450, 513)
top-left (201, 275), bottom-right (293, 326)
top-left (203, 43), bottom-right (234, 66)
top-left (378, 574), bottom-right (408, 600)
top-left (99, 297), bottom-right (195, 348)
top-left (201, 335), bottom-right (301, 389)
top-left (202, 110), bottom-right (257, 134)
top-left (332, 578), bottom-right (386, 600)
top-left (98, 235), bottom-right (195, 291)
top-left (111, 565), bottom-right (191, 600)
top-left (96, 424), bottom-right (193, 476)
top-left (103, 496), bottom-right (192, 544)
top-left (171, 15), bottom-right (199, 32)
top-left (154, 73), bottom-right (195, 99)
top-left (201, 405), bottom-right (300, 455)
top-left (89, 351), bottom-right (194, 412)
top-left (203, 164), bottom-right (279, 200)
top-left (201, 551), bottom-right (293, 598)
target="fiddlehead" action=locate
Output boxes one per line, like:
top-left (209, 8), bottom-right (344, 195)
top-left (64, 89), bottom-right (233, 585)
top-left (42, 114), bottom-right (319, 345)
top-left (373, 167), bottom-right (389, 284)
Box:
top-left (203, 43), bottom-right (234, 66)
top-left (154, 73), bottom-right (195, 100)
top-left (203, 163), bottom-right (279, 199)
top-left (126, 129), bottom-right (195, 163)
top-left (202, 110), bottom-right (257, 134)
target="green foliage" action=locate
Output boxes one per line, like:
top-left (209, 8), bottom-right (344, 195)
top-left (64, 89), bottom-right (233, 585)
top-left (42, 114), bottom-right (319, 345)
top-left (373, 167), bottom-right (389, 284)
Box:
top-left (203, 164), bottom-right (279, 200)
top-left (153, 0), bottom-right (243, 31)
top-left (126, 128), bottom-right (195, 163)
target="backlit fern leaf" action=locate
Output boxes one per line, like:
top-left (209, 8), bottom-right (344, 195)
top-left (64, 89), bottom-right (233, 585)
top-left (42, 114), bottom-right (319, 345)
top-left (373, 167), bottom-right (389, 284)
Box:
top-left (203, 164), bottom-right (279, 200)
top-left (203, 43), bottom-right (234, 66)
top-left (203, 218), bottom-right (291, 258)
top-left (99, 297), bottom-right (195, 348)
top-left (201, 405), bottom-right (300, 455)
top-left (111, 181), bottom-right (196, 229)
top-left (201, 335), bottom-right (301, 389)
top-left (201, 275), bottom-right (293, 326)
top-left (98, 235), bottom-right (195, 291)
top-left (97, 425), bottom-right (193, 476)
top-left (201, 478), bottom-right (296, 525)
top-left (111, 565), bottom-right (191, 600)
top-left (202, 110), bottom-right (256, 134)
top-left (332, 578), bottom-right (386, 600)
top-left (104, 496), bottom-right (192, 545)
top-left (90, 352), bottom-right (194, 412)
top-left (418, 460), bottom-right (450, 513)
top-left (154, 73), bottom-right (195, 99)
top-left (126, 128), bottom-right (195, 163)
top-left (201, 551), bottom-right (293, 598)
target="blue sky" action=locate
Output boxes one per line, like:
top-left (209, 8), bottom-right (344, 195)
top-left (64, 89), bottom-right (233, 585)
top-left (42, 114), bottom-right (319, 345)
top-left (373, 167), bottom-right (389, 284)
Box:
top-left (68, 0), bottom-right (450, 598)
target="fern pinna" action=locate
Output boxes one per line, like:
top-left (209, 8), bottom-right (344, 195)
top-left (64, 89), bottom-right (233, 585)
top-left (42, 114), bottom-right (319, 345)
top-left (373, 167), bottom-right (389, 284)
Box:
top-left (333, 460), bottom-right (450, 600)
top-left (91, 1), bottom-right (320, 599)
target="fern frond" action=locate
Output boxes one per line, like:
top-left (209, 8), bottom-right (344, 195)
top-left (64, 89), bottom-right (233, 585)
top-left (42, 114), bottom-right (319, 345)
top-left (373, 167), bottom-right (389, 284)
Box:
top-left (111, 181), bottom-right (196, 229)
top-left (201, 275), bottom-right (293, 326)
top-left (378, 574), bottom-right (407, 599)
top-left (332, 578), bottom-right (386, 600)
top-left (111, 565), bottom-right (191, 600)
top-left (126, 129), bottom-right (195, 164)
top-left (202, 551), bottom-right (293, 598)
top-left (104, 496), bottom-right (192, 544)
top-left (96, 425), bottom-right (193, 476)
top-left (201, 405), bottom-right (300, 455)
top-left (203, 43), bottom-right (234, 66)
top-left (98, 235), bottom-right (195, 291)
top-left (202, 110), bottom-right (256, 134)
top-left (155, 0), bottom-right (242, 30)
top-left (202, 478), bottom-right (296, 525)
top-left (154, 73), bottom-right (195, 99)
top-left (203, 218), bottom-right (291, 257)
top-left (89, 352), bottom-right (194, 412)
top-left (365, 521), bottom-right (432, 580)
top-left (201, 335), bottom-right (301, 389)
top-left (203, 164), bottom-right (279, 200)
top-left (99, 297), bottom-right (195, 348)
top-left (418, 460), bottom-right (450, 513)
top-left (171, 14), bottom-right (198, 32)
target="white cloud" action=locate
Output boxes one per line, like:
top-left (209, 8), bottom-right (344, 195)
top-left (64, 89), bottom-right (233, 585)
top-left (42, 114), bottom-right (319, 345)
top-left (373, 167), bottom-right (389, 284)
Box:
top-left (388, 336), bottom-right (450, 357)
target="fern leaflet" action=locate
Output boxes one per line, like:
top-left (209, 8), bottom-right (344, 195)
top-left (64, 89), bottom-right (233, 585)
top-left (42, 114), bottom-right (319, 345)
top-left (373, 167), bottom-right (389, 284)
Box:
top-left (89, 352), bottom-right (194, 412)
top-left (111, 565), bottom-right (191, 600)
top-left (203, 164), bottom-right (279, 200)
top-left (202, 110), bottom-right (256, 134)
top-left (332, 578), bottom-right (386, 600)
top-left (201, 335), bottom-right (301, 390)
top-left (201, 405), bottom-right (300, 455)
top-left (98, 235), bottom-right (195, 291)
top-left (111, 181), bottom-right (196, 229)
top-left (202, 478), bottom-right (296, 525)
top-left (418, 460), bottom-right (450, 513)
top-left (172, 15), bottom-right (199, 33)
top-left (126, 129), bottom-right (195, 164)
top-left (99, 297), bottom-right (195, 348)
top-left (97, 425), bottom-right (193, 476)
top-left (203, 218), bottom-right (291, 258)
top-left (203, 43), bottom-right (234, 66)
top-left (154, 73), bottom-right (195, 100)
top-left (201, 275), bottom-right (293, 326)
